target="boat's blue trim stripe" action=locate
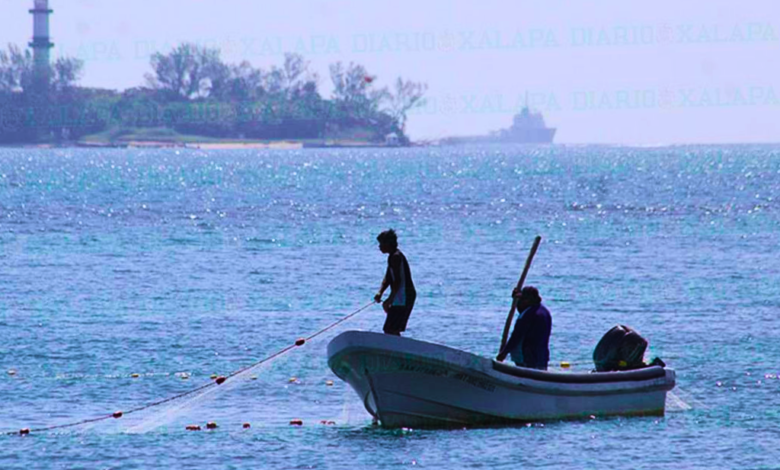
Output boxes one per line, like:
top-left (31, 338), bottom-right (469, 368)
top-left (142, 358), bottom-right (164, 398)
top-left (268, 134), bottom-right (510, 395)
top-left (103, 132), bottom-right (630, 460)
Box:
top-left (379, 389), bottom-right (665, 428)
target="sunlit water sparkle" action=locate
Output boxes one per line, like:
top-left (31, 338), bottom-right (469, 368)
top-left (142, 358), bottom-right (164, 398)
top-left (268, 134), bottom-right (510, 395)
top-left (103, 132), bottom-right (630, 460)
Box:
top-left (1, 145), bottom-right (779, 469)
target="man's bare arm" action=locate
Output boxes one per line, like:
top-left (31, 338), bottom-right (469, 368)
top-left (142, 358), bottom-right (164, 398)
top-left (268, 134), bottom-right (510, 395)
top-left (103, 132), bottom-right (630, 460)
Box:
top-left (375, 274), bottom-right (390, 302)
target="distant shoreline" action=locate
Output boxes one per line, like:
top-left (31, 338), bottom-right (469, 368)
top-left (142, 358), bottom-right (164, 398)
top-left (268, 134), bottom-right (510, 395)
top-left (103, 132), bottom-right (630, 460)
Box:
top-left (3, 141), bottom-right (778, 150)
top-left (0, 138), bottom-right (409, 150)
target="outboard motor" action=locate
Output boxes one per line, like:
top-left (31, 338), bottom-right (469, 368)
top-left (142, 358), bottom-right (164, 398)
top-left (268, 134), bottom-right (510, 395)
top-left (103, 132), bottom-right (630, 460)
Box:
top-left (593, 325), bottom-right (650, 372)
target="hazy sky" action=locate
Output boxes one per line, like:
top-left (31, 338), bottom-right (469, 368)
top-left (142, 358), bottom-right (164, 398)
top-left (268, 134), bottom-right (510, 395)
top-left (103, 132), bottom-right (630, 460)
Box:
top-left (2, 0), bottom-right (779, 144)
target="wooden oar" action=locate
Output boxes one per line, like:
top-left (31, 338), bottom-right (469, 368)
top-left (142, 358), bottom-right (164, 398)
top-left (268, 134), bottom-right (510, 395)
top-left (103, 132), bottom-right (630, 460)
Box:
top-left (498, 235), bottom-right (542, 355)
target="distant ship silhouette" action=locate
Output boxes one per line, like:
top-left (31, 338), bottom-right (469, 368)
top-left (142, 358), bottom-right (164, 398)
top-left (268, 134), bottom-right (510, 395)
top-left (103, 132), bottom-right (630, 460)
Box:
top-left (493, 104), bottom-right (556, 144)
top-left (441, 96), bottom-right (556, 145)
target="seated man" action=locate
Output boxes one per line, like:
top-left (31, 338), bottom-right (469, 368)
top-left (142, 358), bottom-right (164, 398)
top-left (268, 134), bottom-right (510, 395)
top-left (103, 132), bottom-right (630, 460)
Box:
top-left (496, 286), bottom-right (552, 370)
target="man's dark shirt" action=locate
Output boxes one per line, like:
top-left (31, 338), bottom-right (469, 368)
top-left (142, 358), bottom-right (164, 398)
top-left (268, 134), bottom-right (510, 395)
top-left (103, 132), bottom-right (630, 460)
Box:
top-left (382, 250), bottom-right (416, 334)
top-left (385, 250), bottom-right (416, 307)
top-left (498, 303), bottom-right (552, 370)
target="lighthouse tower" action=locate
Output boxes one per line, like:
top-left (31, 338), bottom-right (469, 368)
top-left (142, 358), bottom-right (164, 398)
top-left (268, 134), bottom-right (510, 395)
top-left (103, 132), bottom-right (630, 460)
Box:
top-left (29, 0), bottom-right (54, 92)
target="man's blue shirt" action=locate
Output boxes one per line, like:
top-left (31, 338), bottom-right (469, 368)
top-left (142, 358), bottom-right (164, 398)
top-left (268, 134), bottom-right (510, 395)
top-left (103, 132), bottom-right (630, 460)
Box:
top-left (501, 303), bottom-right (552, 370)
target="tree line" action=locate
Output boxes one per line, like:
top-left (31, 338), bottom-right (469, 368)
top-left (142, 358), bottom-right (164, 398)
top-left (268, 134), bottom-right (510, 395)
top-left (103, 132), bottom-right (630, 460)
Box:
top-left (0, 43), bottom-right (427, 145)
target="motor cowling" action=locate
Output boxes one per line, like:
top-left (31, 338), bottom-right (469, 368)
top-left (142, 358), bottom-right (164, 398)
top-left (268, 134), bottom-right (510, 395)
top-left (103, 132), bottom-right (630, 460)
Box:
top-left (593, 325), bottom-right (648, 372)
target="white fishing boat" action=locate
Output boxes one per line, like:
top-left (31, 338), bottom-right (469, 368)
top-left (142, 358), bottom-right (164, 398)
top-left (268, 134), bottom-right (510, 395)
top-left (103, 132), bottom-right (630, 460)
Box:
top-left (327, 331), bottom-right (676, 429)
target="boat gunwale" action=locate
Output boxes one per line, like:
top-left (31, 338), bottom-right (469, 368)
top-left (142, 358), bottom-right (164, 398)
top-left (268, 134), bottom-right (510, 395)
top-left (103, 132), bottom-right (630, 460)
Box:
top-left (491, 359), bottom-right (666, 384)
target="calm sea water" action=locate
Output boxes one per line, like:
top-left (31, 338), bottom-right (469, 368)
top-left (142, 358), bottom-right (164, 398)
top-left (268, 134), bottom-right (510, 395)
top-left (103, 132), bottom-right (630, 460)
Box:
top-left (1, 145), bottom-right (779, 469)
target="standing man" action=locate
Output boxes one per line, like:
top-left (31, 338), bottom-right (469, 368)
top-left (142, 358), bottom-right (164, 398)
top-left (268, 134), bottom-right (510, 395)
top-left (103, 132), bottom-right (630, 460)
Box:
top-left (496, 286), bottom-right (552, 370)
top-left (374, 229), bottom-right (416, 336)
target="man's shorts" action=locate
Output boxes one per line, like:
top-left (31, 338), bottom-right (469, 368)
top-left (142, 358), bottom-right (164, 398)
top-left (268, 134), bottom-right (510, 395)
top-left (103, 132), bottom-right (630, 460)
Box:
top-left (383, 298), bottom-right (415, 335)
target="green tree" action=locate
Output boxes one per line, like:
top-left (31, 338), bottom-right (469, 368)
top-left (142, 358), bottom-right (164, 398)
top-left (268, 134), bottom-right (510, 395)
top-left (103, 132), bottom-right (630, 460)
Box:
top-left (264, 53), bottom-right (318, 99)
top-left (213, 61), bottom-right (265, 102)
top-left (329, 62), bottom-right (388, 115)
top-left (51, 57), bottom-right (85, 94)
top-left (0, 44), bottom-right (83, 94)
top-left (0, 45), bottom-right (34, 93)
top-left (386, 78), bottom-right (427, 133)
top-left (146, 43), bottom-right (229, 100)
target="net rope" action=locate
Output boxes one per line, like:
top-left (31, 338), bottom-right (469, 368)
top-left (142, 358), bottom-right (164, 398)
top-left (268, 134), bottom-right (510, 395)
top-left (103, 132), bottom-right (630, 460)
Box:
top-left (4, 301), bottom-right (376, 436)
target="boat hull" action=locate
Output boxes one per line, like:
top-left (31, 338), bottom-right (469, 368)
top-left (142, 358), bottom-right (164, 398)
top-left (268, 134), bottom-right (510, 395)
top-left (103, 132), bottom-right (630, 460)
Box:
top-left (328, 331), bottom-right (676, 429)
top-left (500, 127), bottom-right (557, 144)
